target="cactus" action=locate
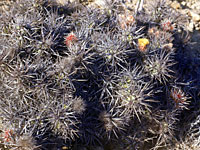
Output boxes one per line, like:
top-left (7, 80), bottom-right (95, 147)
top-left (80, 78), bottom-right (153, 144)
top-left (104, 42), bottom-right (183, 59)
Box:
top-left (0, 0), bottom-right (199, 149)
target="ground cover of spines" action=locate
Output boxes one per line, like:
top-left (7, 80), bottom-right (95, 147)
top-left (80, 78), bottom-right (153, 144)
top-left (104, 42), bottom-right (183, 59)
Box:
top-left (0, 0), bottom-right (199, 149)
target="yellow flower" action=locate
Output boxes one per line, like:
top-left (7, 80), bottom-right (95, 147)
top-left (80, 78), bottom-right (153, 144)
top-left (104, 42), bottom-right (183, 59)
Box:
top-left (138, 38), bottom-right (150, 52)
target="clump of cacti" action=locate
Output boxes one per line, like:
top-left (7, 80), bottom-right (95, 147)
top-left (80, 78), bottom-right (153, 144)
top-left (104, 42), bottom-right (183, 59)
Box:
top-left (0, 0), bottom-right (199, 149)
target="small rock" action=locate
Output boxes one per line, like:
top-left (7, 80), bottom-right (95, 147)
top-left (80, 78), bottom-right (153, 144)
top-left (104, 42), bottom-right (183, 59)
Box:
top-left (195, 24), bottom-right (200, 31)
top-left (88, 0), bottom-right (112, 10)
top-left (191, 5), bottom-right (196, 10)
top-left (171, 1), bottom-right (181, 10)
top-left (189, 11), bottom-right (200, 22)
top-left (188, 21), bottom-right (194, 32)
top-left (181, 1), bottom-right (186, 6)
top-left (196, 26), bottom-right (200, 31)
top-left (196, 2), bottom-right (200, 11)
top-left (90, 0), bottom-right (112, 9)
top-left (94, 0), bottom-right (106, 7)
top-left (179, 8), bottom-right (190, 15)
top-left (48, 0), bottom-right (77, 6)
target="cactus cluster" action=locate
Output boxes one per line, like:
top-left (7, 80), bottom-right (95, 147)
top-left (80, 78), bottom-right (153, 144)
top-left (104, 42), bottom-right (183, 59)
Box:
top-left (0, 0), bottom-right (200, 149)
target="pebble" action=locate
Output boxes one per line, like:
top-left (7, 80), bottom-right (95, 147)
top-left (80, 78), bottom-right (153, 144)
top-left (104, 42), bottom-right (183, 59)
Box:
top-left (47, 0), bottom-right (76, 6)
top-left (191, 5), bottom-right (196, 10)
top-left (196, 26), bottom-right (200, 31)
top-left (170, 1), bottom-right (181, 9)
top-left (195, 24), bottom-right (200, 30)
top-left (181, 1), bottom-right (186, 6)
top-left (88, 0), bottom-right (113, 9)
top-left (189, 11), bottom-right (200, 22)
top-left (196, 3), bottom-right (200, 12)
top-left (188, 21), bottom-right (194, 32)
